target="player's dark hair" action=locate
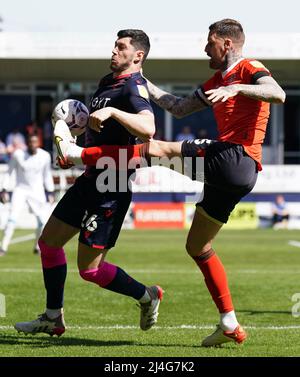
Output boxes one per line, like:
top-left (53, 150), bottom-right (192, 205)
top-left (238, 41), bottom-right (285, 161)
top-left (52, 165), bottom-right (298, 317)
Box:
top-left (209, 19), bottom-right (245, 44)
top-left (117, 29), bottom-right (150, 62)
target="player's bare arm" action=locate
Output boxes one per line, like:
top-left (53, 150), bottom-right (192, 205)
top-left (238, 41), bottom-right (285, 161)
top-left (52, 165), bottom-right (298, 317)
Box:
top-left (206, 76), bottom-right (286, 104)
top-left (88, 107), bottom-right (155, 142)
top-left (146, 79), bottom-right (208, 118)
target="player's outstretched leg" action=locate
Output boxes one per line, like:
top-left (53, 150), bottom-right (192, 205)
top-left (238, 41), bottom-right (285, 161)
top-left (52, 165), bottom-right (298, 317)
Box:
top-left (53, 123), bottom-right (215, 170)
top-left (53, 120), bottom-right (184, 169)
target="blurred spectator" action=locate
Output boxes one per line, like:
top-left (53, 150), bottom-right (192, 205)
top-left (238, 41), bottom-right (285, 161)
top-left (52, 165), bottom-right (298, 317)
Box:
top-left (272, 194), bottom-right (290, 229)
top-left (26, 120), bottom-right (43, 147)
top-left (6, 128), bottom-right (26, 154)
top-left (0, 138), bottom-right (8, 163)
top-left (197, 128), bottom-right (209, 140)
top-left (175, 126), bottom-right (195, 141)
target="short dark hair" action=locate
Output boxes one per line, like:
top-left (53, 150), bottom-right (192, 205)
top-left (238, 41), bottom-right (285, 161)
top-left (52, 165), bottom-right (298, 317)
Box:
top-left (117, 29), bottom-right (150, 62)
top-left (209, 19), bottom-right (245, 44)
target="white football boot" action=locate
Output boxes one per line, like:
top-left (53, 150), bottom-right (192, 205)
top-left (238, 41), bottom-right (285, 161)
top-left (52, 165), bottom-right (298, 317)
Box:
top-left (14, 312), bottom-right (66, 337)
top-left (54, 120), bottom-right (83, 166)
top-left (201, 324), bottom-right (247, 347)
top-left (139, 285), bottom-right (164, 331)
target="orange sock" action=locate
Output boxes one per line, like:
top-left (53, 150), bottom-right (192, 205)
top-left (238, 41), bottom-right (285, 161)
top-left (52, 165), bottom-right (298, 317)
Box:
top-left (81, 145), bottom-right (144, 168)
top-left (192, 250), bottom-right (234, 313)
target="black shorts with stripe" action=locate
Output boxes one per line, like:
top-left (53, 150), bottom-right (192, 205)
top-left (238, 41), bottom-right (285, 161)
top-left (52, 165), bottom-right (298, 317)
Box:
top-left (52, 174), bottom-right (132, 249)
top-left (196, 142), bottom-right (258, 224)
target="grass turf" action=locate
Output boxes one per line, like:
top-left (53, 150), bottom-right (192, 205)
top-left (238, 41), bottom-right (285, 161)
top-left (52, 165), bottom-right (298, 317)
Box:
top-left (0, 228), bottom-right (300, 357)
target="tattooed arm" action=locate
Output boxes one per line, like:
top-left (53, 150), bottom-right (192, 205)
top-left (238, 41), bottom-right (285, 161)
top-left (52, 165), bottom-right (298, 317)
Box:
top-left (146, 79), bottom-right (209, 118)
top-left (206, 76), bottom-right (286, 104)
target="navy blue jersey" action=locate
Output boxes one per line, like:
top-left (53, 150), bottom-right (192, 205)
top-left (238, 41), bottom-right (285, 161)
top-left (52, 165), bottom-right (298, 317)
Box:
top-left (85, 71), bottom-right (153, 178)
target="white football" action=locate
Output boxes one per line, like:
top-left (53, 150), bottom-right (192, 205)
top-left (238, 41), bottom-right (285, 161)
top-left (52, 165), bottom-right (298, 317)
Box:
top-left (51, 99), bottom-right (89, 137)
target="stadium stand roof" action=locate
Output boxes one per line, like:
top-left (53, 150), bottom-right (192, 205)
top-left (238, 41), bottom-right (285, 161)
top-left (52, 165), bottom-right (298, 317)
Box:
top-left (0, 32), bottom-right (299, 60)
top-left (0, 33), bottom-right (299, 84)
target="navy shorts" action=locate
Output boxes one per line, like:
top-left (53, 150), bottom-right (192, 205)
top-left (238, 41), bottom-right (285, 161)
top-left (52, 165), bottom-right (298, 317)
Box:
top-left (196, 142), bottom-right (258, 224)
top-left (53, 174), bottom-right (132, 249)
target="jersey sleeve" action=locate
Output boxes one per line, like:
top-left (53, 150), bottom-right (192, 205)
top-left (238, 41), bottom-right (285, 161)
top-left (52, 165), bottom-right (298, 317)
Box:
top-left (194, 74), bottom-right (218, 106)
top-left (125, 79), bottom-right (154, 113)
top-left (244, 60), bottom-right (271, 84)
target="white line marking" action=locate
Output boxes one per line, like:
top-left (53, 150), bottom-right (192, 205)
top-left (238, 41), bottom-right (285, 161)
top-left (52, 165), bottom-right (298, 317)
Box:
top-left (1, 324), bottom-right (300, 331)
top-left (289, 240), bottom-right (300, 248)
top-left (0, 268), bottom-right (299, 274)
top-left (0, 268), bottom-right (197, 274)
top-left (10, 234), bottom-right (35, 245)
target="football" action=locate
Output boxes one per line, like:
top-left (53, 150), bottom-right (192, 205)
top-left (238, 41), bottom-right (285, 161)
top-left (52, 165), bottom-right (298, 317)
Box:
top-left (51, 99), bottom-right (89, 136)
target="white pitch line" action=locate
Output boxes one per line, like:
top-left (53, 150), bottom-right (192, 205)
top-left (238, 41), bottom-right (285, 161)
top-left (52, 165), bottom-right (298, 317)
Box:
top-left (10, 234), bottom-right (35, 245)
top-left (1, 324), bottom-right (300, 331)
top-left (0, 268), bottom-right (299, 274)
top-left (289, 240), bottom-right (300, 248)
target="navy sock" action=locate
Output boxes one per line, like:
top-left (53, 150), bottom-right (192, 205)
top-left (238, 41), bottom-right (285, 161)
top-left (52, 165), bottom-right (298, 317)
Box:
top-left (43, 264), bottom-right (67, 309)
top-left (104, 267), bottom-right (146, 300)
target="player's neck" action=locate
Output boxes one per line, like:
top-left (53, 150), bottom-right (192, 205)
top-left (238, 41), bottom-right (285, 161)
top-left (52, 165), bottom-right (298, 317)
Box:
top-left (222, 51), bottom-right (243, 72)
top-left (112, 67), bottom-right (141, 78)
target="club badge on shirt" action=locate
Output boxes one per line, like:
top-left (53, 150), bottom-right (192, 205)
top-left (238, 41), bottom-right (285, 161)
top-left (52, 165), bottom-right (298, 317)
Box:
top-left (249, 60), bottom-right (269, 71)
top-left (137, 85), bottom-right (149, 99)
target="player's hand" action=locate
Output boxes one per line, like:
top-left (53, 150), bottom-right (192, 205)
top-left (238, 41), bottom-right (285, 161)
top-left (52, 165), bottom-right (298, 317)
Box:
top-left (88, 107), bottom-right (113, 133)
top-left (205, 85), bottom-right (239, 103)
top-left (56, 156), bottom-right (74, 170)
top-left (0, 190), bottom-right (9, 204)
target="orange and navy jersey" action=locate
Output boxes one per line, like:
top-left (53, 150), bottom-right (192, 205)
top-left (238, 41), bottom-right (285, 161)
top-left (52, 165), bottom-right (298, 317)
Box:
top-left (195, 58), bottom-right (271, 170)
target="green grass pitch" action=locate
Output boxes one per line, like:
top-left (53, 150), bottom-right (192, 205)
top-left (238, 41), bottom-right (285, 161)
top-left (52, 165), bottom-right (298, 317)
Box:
top-left (0, 228), bottom-right (300, 357)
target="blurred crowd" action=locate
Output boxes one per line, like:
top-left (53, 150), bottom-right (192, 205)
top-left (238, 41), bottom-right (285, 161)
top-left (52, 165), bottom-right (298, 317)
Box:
top-left (0, 119), bottom-right (53, 163)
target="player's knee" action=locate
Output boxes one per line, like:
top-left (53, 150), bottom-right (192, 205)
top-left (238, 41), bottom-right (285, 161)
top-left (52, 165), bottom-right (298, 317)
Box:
top-left (185, 240), bottom-right (211, 257)
top-left (185, 240), bottom-right (199, 256)
top-left (39, 239), bottom-right (66, 268)
top-left (79, 269), bottom-right (93, 282)
top-left (79, 262), bottom-right (116, 287)
top-left (39, 236), bottom-right (60, 249)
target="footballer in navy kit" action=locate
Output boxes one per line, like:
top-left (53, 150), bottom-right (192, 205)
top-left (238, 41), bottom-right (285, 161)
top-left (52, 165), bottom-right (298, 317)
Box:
top-left (15, 30), bottom-right (164, 337)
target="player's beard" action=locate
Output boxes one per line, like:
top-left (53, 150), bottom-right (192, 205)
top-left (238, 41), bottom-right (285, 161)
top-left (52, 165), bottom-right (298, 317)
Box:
top-left (110, 56), bottom-right (135, 74)
top-left (209, 56), bottom-right (226, 70)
